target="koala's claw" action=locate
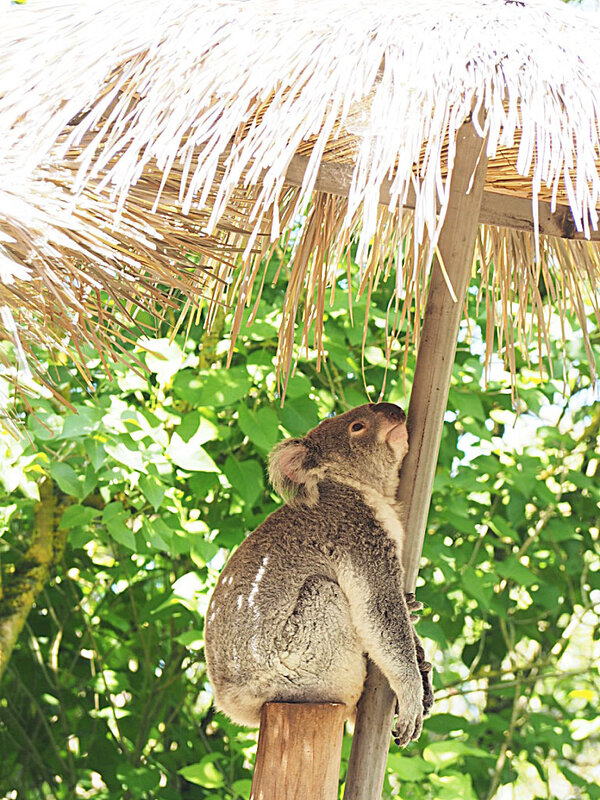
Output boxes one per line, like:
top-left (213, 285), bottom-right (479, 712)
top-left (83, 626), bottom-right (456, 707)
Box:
top-left (422, 672), bottom-right (433, 716)
top-left (405, 592), bottom-right (424, 614)
top-left (392, 712), bottom-right (423, 748)
top-left (416, 655), bottom-right (434, 716)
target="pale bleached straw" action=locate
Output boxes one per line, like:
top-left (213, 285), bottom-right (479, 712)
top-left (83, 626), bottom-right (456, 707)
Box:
top-left (0, 0), bottom-right (599, 397)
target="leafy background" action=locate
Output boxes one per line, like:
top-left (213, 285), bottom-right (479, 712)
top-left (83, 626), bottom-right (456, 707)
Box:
top-left (0, 246), bottom-right (599, 800)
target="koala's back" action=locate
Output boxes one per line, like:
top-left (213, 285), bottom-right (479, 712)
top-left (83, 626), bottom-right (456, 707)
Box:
top-left (204, 491), bottom-right (369, 725)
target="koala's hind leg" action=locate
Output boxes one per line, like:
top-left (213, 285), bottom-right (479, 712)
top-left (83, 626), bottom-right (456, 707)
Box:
top-left (213, 576), bottom-right (366, 726)
top-left (268, 575), bottom-right (366, 712)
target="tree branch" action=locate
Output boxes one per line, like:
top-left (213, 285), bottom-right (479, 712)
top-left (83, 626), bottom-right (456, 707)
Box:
top-left (0, 480), bottom-right (68, 681)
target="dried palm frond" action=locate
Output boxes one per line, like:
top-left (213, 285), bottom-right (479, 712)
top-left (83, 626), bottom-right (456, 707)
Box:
top-left (1, 0), bottom-right (600, 395)
top-left (0, 158), bottom-right (263, 386)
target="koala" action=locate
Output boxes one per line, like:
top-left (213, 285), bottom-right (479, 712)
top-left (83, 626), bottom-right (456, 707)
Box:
top-left (204, 402), bottom-right (432, 747)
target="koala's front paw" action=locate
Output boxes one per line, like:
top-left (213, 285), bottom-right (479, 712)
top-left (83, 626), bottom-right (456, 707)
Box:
top-left (391, 677), bottom-right (423, 747)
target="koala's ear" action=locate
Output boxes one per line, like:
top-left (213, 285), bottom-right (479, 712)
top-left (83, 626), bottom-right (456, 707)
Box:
top-left (268, 438), bottom-right (312, 500)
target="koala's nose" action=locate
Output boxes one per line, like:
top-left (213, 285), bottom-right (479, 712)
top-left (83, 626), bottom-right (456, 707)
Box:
top-left (370, 402), bottom-right (406, 423)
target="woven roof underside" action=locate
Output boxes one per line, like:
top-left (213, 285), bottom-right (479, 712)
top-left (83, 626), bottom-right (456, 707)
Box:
top-left (0, 0), bottom-right (599, 396)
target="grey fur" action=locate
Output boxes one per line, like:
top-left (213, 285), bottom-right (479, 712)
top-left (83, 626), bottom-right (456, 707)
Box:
top-left (204, 402), bottom-right (425, 746)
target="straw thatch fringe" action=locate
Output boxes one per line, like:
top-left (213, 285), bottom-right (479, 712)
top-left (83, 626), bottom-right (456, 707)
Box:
top-left (1, 0), bottom-right (600, 398)
top-left (1, 157), bottom-right (599, 403)
top-left (225, 195), bottom-right (600, 396)
top-left (0, 153), bottom-right (271, 391)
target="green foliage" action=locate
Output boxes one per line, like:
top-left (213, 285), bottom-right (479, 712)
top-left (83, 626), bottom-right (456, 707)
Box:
top-left (0, 263), bottom-right (599, 800)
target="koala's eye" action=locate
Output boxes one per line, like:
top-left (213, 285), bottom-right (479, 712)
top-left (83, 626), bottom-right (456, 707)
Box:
top-left (350, 421), bottom-right (366, 433)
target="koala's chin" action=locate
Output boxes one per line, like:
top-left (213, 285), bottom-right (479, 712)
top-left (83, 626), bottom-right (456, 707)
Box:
top-left (204, 402), bottom-right (431, 747)
top-left (386, 420), bottom-right (409, 455)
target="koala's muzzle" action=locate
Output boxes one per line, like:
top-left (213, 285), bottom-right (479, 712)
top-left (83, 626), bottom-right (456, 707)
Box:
top-left (370, 402), bottom-right (406, 424)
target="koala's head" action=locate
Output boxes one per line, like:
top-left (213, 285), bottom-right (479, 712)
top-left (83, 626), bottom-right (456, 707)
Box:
top-left (269, 402), bottom-right (408, 504)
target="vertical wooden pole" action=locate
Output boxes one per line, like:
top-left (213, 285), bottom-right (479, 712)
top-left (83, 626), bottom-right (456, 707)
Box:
top-left (344, 114), bottom-right (489, 800)
top-left (251, 702), bottom-right (346, 800)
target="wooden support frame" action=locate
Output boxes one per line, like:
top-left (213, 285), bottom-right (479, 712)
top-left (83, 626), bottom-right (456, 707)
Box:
top-left (284, 154), bottom-right (598, 241)
top-left (342, 115), bottom-right (490, 800)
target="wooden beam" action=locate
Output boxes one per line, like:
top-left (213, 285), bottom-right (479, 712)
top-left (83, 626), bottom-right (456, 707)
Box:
top-left (251, 702), bottom-right (346, 800)
top-left (284, 155), bottom-right (600, 241)
top-left (343, 115), bottom-right (489, 800)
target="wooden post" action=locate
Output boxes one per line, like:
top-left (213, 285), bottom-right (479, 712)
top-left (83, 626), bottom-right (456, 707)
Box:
top-left (343, 114), bottom-right (489, 800)
top-left (251, 702), bottom-right (346, 800)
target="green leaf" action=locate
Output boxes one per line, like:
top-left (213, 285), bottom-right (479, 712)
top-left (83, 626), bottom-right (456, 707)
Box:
top-left (188, 472), bottom-right (221, 497)
top-left (174, 630), bottom-right (204, 649)
top-left (543, 518), bottom-right (576, 543)
top-left (167, 432), bottom-right (219, 472)
top-left (84, 439), bottom-right (106, 472)
top-left (177, 411), bottom-right (219, 444)
top-left (450, 389), bottom-right (485, 421)
top-left (280, 395), bottom-right (320, 436)
top-left (325, 338), bottom-right (358, 371)
top-left (102, 502), bottom-right (136, 550)
top-left (190, 538), bottom-right (219, 568)
top-left (142, 517), bottom-right (173, 551)
top-left (424, 740), bottom-right (493, 770)
top-left (59, 406), bottom-right (103, 440)
top-left (139, 475), bottom-right (165, 511)
top-left (488, 516), bottom-right (520, 542)
top-left (496, 556), bottom-right (538, 586)
top-left (223, 457), bottom-right (264, 507)
top-left (116, 765), bottom-right (160, 792)
top-left (445, 510), bottom-right (475, 535)
top-left (178, 755), bottom-right (224, 788)
top-left (140, 337), bottom-right (186, 384)
top-left (531, 582), bottom-right (563, 609)
top-left (82, 464), bottom-right (97, 498)
top-left (428, 771), bottom-right (479, 800)
top-left (386, 754), bottom-right (433, 781)
top-left (237, 405), bottom-right (280, 452)
top-left (284, 373), bottom-right (312, 399)
top-left (173, 366), bottom-right (252, 407)
top-left (425, 714), bottom-right (469, 734)
top-left (461, 566), bottom-right (493, 610)
top-left (27, 411), bottom-right (63, 441)
top-left (568, 471), bottom-right (595, 490)
top-left (232, 779), bottom-right (253, 797)
top-left (416, 618), bottom-right (448, 647)
top-left (59, 504), bottom-right (101, 529)
top-left (104, 439), bottom-right (147, 474)
top-left (49, 462), bottom-right (85, 500)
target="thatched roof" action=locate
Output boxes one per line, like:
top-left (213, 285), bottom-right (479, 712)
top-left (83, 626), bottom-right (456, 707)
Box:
top-left (1, 0), bottom-right (600, 392)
